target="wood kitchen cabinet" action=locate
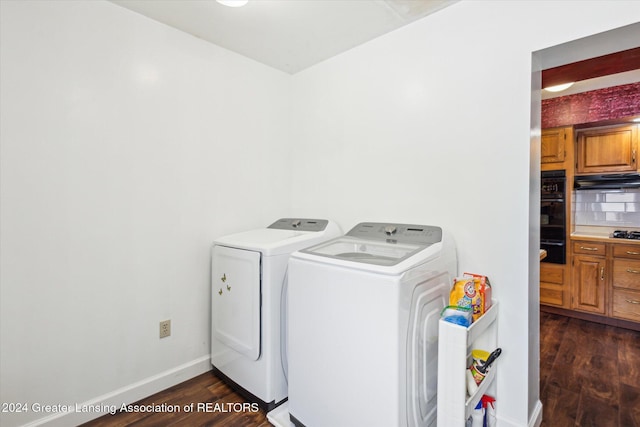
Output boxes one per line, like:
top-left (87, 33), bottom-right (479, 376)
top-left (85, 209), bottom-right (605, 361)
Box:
top-left (541, 126), bottom-right (573, 170)
top-left (576, 124), bottom-right (638, 174)
top-left (567, 239), bottom-right (640, 327)
top-left (571, 240), bottom-right (608, 315)
top-left (611, 243), bottom-right (640, 322)
top-left (572, 253), bottom-right (607, 315)
top-left (540, 263), bottom-right (569, 308)
top-left (540, 126), bottom-right (574, 309)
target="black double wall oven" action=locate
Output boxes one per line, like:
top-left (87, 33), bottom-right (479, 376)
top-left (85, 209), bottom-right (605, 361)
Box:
top-left (541, 170), bottom-right (566, 264)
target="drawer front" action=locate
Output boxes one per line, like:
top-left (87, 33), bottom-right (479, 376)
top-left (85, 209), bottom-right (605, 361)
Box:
top-left (612, 289), bottom-right (640, 322)
top-left (612, 259), bottom-right (640, 291)
top-left (613, 243), bottom-right (640, 260)
top-left (540, 286), bottom-right (565, 307)
top-left (540, 264), bottom-right (565, 285)
top-left (572, 241), bottom-right (606, 256)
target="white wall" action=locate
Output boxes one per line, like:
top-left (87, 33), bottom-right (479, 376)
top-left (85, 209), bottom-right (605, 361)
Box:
top-left (0, 1), bottom-right (291, 426)
top-left (290, 2), bottom-right (640, 426)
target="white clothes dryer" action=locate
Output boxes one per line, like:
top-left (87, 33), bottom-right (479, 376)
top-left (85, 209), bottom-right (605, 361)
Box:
top-left (286, 222), bottom-right (457, 427)
top-left (211, 218), bottom-right (341, 411)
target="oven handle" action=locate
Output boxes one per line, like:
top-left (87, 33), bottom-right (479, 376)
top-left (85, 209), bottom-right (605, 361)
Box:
top-left (540, 241), bottom-right (565, 246)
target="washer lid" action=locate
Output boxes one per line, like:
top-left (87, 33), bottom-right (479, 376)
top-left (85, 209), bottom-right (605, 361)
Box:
top-left (305, 237), bottom-right (423, 266)
top-left (299, 223), bottom-right (443, 267)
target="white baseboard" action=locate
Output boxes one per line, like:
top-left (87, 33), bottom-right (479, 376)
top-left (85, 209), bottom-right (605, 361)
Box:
top-left (529, 400), bottom-right (543, 427)
top-left (23, 355), bottom-right (212, 427)
top-left (492, 399), bottom-right (542, 427)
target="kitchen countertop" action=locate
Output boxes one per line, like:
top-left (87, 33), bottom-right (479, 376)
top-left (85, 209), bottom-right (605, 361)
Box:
top-left (571, 225), bottom-right (640, 244)
top-left (571, 233), bottom-right (640, 246)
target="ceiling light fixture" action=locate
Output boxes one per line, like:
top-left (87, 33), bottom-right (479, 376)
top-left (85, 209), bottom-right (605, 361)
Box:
top-left (544, 82), bottom-right (575, 93)
top-left (216, 0), bottom-right (248, 7)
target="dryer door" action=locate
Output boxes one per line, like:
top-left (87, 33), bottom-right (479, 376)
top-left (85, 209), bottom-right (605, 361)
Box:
top-left (211, 245), bottom-right (261, 361)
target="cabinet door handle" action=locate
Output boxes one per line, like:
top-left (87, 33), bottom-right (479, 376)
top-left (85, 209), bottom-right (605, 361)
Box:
top-left (625, 299), bottom-right (640, 305)
top-left (626, 250), bottom-right (640, 255)
top-left (633, 149), bottom-right (636, 163)
top-left (600, 267), bottom-right (605, 281)
top-left (580, 246), bottom-right (599, 251)
top-left (626, 268), bottom-right (640, 274)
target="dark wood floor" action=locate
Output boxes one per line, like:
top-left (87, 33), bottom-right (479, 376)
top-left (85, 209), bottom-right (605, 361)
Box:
top-left (540, 311), bottom-right (640, 427)
top-left (83, 312), bottom-right (640, 426)
top-left (80, 373), bottom-right (270, 427)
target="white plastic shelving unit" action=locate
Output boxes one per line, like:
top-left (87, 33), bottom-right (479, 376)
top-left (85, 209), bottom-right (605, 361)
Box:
top-left (437, 300), bottom-right (499, 426)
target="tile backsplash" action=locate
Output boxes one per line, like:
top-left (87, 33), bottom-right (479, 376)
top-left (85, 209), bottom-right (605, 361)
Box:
top-left (574, 188), bottom-right (640, 227)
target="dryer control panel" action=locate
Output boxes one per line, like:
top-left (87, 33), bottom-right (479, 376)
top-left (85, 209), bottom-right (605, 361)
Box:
top-left (268, 218), bottom-right (329, 232)
top-left (346, 222), bottom-right (442, 245)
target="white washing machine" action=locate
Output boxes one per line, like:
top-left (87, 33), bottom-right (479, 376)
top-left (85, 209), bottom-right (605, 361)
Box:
top-left (286, 222), bottom-right (457, 427)
top-left (210, 218), bottom-right (341, 410)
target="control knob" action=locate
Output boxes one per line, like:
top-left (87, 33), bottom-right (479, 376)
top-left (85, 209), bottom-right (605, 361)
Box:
top-left (384, 225), bottom-right (397, 236)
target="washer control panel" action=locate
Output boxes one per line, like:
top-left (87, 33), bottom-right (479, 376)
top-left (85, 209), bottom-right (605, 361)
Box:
top-left (268, 218), bottom-right (329, 232)
top-left (346, 222), bottom-right (442, 245)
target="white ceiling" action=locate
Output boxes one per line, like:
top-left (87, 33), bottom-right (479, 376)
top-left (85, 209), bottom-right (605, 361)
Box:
top-left (110, 0), bottom-right (637, 94)
top-left (110, 0), bottom-right (457, 74)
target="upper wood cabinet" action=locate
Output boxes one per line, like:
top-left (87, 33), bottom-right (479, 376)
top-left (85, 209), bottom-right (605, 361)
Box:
top-left (541, 127), bottom-right (569, 166)
top-left (576, 124), bottom-right (638, 174)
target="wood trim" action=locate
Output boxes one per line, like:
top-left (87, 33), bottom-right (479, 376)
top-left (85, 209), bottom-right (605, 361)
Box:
top-left (542, 47), bottom-right (640, 88)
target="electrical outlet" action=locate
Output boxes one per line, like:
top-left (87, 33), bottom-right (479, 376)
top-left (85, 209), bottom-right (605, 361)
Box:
top-left (159, 320), bottom-right (171, 338)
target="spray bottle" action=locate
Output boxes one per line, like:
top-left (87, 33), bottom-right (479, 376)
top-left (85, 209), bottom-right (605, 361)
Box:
top-left (470, 400), bottom-right (483, 427)
top-left (481, 395), bottom-right (496, 427)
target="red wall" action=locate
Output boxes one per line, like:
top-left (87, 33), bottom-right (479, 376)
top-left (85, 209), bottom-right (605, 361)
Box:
top-left (542, 82), bottom-right (640, 129)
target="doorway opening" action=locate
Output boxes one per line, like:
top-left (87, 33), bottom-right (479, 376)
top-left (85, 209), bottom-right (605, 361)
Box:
top-left (531, 21), bottom-right (640, 426)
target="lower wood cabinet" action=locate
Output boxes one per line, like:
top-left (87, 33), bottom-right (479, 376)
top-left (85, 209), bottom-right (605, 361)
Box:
top-left (540, 263), bottom-right (569, 308)
top-left (566, 239), bottom-right (640, 324)
top-left (572, 254), bottom-right (606, 314)
top-left (612, 289), bottom-right (640, 322)
top-left (611, 243), bottom-right (640, 322)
